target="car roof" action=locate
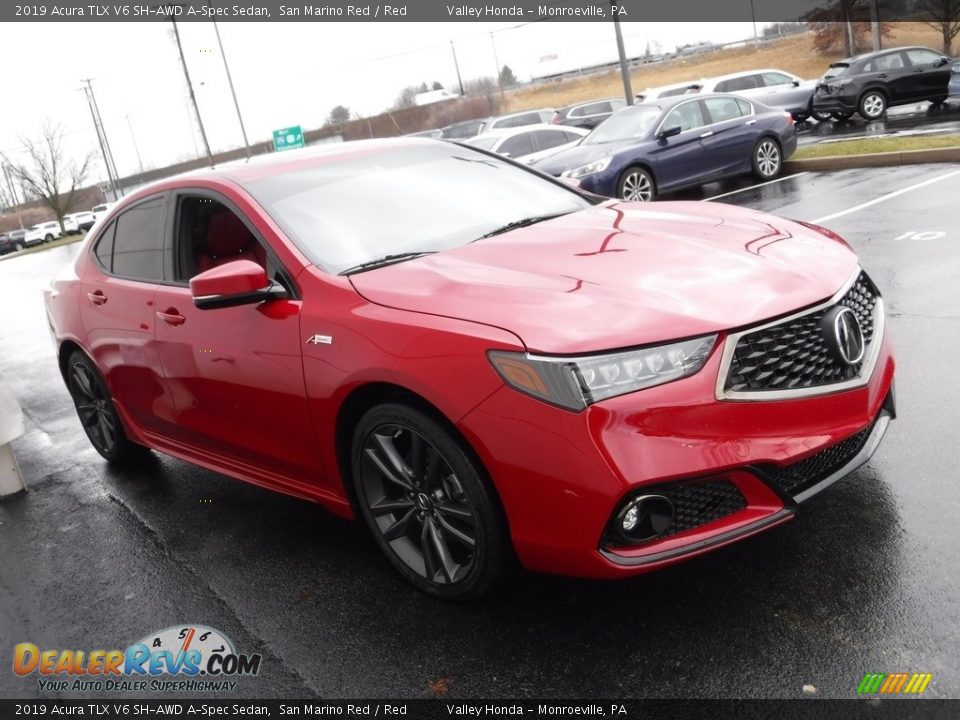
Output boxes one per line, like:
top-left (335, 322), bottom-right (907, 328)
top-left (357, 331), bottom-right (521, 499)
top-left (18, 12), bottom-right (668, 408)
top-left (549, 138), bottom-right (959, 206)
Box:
top-left (705, 68), bottom-right (796, 84)
top-left (559, 97), bottom-right (625, 112)
top-left (470, 123), bottom-right (589, 141)
top-left (839, 46), bottom-right (938, 64)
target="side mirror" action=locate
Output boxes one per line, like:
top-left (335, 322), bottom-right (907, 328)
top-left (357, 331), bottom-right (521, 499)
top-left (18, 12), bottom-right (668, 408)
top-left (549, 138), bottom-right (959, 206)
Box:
top-left (190, 259), bottom-right (286, 310)
top-left (657, 125), bottom-right (682, 139)
top-left (500, 151), bottom-right (512, 158)
top-left (792, 79), bottom-right (801, 86)
top-left (937, 56), bottom-right (950, 67)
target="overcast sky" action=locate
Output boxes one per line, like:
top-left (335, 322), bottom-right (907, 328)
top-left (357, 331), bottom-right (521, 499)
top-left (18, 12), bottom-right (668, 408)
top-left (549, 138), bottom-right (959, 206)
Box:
top-left (0, 21), bottom-right (761, 186)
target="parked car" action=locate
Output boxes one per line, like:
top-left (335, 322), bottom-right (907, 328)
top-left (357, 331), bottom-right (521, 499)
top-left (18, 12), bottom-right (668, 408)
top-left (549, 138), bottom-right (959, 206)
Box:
top-left (404, 129), bottom-right (442, 139)
top-left (948, 60), bottom-right (960, 99)
top-left (44, 138), bottom-right (894, 600)
top-left (552, 98), bottom-right (627, 129)
top-left (0, 229), bottom-right (27, 254)
top-left (533, 94), bottom-right (797, 201)
top-left (466, 124), bottom-right (589, 164)
top-left (438, 119), bottom-right (490, 139)
top-left (485, 108), bottom-right (555, 130)
top-left (699, 68), bottom-right (831, 121)
top-left (813, 46), bottom-right (955, 121)
top-left (635, 81), bottom-right (703, 102)
top-left (91, 202), bottom-right (116, 222)
top-left (24, 221), bottom-right (62, 246)
top-left (64, 211), bottom-right (96, 234)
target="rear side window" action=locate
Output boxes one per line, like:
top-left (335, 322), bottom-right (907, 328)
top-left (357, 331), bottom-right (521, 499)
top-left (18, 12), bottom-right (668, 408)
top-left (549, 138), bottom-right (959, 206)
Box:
top-left (532, 129), bottom-right (573, 150)
top-left (110, 197), bottom-right (166, 282)
top-left (93, 221), bottom-right (116, 272)
top-left (704, 97), bottom-right (744, 123)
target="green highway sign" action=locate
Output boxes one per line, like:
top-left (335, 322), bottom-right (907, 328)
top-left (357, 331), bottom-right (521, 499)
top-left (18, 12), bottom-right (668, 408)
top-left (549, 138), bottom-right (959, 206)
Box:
top-left (272, 125), bottom-right (305, 152)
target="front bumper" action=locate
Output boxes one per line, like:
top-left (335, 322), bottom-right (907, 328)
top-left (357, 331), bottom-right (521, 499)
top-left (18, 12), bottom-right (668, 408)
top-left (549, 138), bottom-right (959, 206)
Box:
top-left (949, 75), bottom-right (960, 98)
top-left (458, 298), bottom-right (896, 579)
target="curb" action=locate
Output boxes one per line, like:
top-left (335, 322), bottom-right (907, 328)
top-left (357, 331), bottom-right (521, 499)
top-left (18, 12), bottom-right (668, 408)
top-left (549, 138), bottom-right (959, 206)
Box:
top-left (785, 146), bottom-right (960, 172)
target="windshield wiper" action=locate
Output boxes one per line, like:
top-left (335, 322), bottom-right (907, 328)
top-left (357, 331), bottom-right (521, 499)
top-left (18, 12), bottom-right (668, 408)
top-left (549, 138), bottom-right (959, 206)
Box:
top-left (339, 252), bottom-right (436, 275)
top-left (475, 212), bottom-right (570, 241)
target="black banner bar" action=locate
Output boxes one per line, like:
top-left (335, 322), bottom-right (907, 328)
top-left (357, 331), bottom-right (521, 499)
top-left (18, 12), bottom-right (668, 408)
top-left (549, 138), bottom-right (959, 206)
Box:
top-left (1, 699), bottom-right (959, 719)
top-left (1, 0), bottom-right (927, 23)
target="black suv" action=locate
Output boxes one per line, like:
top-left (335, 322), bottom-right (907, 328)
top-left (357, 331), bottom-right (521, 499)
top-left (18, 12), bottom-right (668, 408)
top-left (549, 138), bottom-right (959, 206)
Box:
top-left (813, 46), bottom-right (954, 121)
top-left (0, 229), bottom-right (27, 255)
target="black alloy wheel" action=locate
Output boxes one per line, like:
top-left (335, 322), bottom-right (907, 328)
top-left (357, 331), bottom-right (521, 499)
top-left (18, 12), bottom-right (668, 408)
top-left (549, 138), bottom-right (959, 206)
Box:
top-left (67, 351), bottom-right (145, 463)
top-left (352, 403), bottom-right (508, 600)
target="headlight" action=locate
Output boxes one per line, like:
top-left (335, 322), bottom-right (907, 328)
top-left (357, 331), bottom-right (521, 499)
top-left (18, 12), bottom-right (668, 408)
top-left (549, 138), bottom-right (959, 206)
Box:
top-left (488, 335), bottom-right (717, 411)
top-left (952, 64), bottom-right (960, 74)
top-left (561, 157), bottom-right (611, 180)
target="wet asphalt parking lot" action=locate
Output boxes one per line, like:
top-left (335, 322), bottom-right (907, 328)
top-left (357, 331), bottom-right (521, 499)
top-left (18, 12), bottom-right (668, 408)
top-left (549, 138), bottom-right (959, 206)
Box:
top-left (1, 163), bottom-right (959, 701)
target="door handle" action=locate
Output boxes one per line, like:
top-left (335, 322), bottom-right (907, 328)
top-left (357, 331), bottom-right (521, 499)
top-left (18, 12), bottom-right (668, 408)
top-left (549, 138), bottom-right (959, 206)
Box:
top-left (745, 119), bottom-right (758, 126)
top-left (87, 290), bottom-right (107, 306)
top-left (157, 309), bottom-right (186, 326)
top-left (699, 131), bottom-right (714, 138)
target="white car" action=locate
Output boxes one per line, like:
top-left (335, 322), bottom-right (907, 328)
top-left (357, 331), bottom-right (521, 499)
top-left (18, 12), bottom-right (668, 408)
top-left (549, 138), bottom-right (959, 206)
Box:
top-left (63, 211), bottom-right (96, 234)
top-left (466, 124), bottom-right (589, 164)
top-left (635, 81), bottom-right (704, 102)
top-left (91, 202), bottom-right (116, 223)
top-left (24, 221), bottom-right (62, 246)
top-left (698, 68), bottom-right (830, 121)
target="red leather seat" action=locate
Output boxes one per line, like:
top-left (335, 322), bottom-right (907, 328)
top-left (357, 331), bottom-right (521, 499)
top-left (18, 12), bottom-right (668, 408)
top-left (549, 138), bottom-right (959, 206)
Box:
top-left (196, 209), bottom-right (266, 273)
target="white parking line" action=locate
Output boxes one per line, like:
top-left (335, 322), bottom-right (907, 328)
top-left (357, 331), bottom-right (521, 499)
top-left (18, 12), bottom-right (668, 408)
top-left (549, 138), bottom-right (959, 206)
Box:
top-left (813, 167), bottom-right (960, 224)
top-left (705, 172), bottom-right (809, 201)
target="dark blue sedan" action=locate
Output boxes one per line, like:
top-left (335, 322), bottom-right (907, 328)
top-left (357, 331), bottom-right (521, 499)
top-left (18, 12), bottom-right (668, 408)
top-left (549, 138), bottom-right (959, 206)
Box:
top-left (532, 93), bottom-right (798, 201)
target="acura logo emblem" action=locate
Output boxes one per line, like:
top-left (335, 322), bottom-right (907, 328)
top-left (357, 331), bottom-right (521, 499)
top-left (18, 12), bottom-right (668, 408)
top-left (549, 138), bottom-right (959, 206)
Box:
top-left (821, 307), bottom-right (865, 365)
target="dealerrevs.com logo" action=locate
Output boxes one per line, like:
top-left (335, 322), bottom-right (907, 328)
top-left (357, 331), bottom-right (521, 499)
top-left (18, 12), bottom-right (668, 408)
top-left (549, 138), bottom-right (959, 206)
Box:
top-left (13, 625), bottom-right (262, 693)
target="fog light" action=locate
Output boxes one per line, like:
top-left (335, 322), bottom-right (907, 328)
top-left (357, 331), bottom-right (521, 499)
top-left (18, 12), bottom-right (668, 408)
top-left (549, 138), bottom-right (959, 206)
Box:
top-left (616, 494), bottom-right (674, 543)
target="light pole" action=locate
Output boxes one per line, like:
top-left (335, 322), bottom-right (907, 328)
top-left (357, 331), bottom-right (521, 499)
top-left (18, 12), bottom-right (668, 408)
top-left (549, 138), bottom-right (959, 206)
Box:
top-left (450, 39), bottom-right (465, 96)
top-left (610, 1), bottom-right (633, 104)
top-left (81, 81), bottom-right (119, 200)
top-left (207, 0), bottom-right (251, 160)
top-left (171, 16), bottom-right (215, 167)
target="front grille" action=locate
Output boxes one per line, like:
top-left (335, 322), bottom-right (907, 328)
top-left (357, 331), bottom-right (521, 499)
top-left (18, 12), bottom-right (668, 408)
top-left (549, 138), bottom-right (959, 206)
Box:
top-left (608, 479), bottom-right (747, 546)
top-left (725, 272), bottom-right (879, 393)
top-left (759, 423), bottom-right (874, 498)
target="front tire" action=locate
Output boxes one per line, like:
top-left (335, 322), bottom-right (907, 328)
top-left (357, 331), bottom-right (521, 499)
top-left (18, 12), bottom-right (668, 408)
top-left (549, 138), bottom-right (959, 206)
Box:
top-left (859, 90), bottom-right (887, 120)
top-left (44, 233), bottom-right (54, 242)
top-left (66, 351), bottom-right (146, 464)
top-left (351, 402), bottom-right (509, 601)
top-left (617, 166), bottom-right (655, 202)
top-left (752, 138), bottom-right (782, 180)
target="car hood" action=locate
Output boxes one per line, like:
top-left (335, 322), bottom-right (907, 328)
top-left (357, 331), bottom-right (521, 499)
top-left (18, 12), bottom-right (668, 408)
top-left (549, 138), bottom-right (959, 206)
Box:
top-left (349, 201), bottom-right (859, 354)
top-left (532, 140), bottom-right (635, 177)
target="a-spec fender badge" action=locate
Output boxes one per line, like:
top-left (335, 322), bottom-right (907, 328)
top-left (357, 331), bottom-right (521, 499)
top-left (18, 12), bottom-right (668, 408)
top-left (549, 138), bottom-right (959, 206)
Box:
top-left (306, 335), bottom-right (333, 345)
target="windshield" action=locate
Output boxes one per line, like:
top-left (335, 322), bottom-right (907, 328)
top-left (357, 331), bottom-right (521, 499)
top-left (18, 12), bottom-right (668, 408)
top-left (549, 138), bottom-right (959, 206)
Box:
top-left (582, 106), bottom-right (662, 144)
top-left (246, 142), bottom-right (591, 274)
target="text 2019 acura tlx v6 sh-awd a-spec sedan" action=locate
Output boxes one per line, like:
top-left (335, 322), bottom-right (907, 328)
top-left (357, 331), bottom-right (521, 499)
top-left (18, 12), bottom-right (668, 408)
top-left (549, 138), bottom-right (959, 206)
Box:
top-left (44, 139), bottom-right (895, 600)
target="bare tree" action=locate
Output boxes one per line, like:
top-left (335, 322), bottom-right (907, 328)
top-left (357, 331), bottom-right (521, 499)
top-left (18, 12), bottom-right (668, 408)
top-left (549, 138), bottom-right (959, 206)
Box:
top-left (1, 122), bottom-right (93, 234)
top-left (922, 0), bottom-right (960, 55)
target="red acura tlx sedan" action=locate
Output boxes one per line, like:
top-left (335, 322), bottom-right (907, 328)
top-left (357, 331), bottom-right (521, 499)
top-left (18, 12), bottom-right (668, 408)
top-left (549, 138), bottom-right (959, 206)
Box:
top-left (44, 139), bottom-right (895, 599)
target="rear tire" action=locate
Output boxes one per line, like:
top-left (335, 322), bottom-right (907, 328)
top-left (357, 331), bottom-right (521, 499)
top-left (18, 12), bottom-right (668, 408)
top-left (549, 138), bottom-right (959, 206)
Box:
top-left (14, 242), bottom-right (24, 252)
top-left (351, 402), bottom-right (509, 601)
top-left (832, 111), bottom-right (854, 121)
top-left (66, 351), bottom-right (147, 464)
top-left (617, 166), bottom-right (656, 202)
top-left (752, 138), bottom-right (782, 180)
top-left (44, 233), bottom-right (54, 242)
top-left (858, 90), bottom-right (887, 120)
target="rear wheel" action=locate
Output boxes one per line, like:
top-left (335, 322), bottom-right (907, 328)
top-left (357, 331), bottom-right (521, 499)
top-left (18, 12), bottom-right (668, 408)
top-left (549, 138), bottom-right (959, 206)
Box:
top-left (832, 111), bottom-right (854, 121)
top-left (859, 90), bottom-right (887, 120)
top-left (812, 108), bottom-right (833, 122)
top-left (14, 241), bottom-right (24, 252)
top-left (351, 403), bottom-right (509, 600)
top-left (752, 138), bottom-right (782, 180)
top-left (617, 166), bottom-right (655, 202)
top-left (66, 351), bottom-right (146, 464)
top-left (44, 233), bottom-right (54, 242)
